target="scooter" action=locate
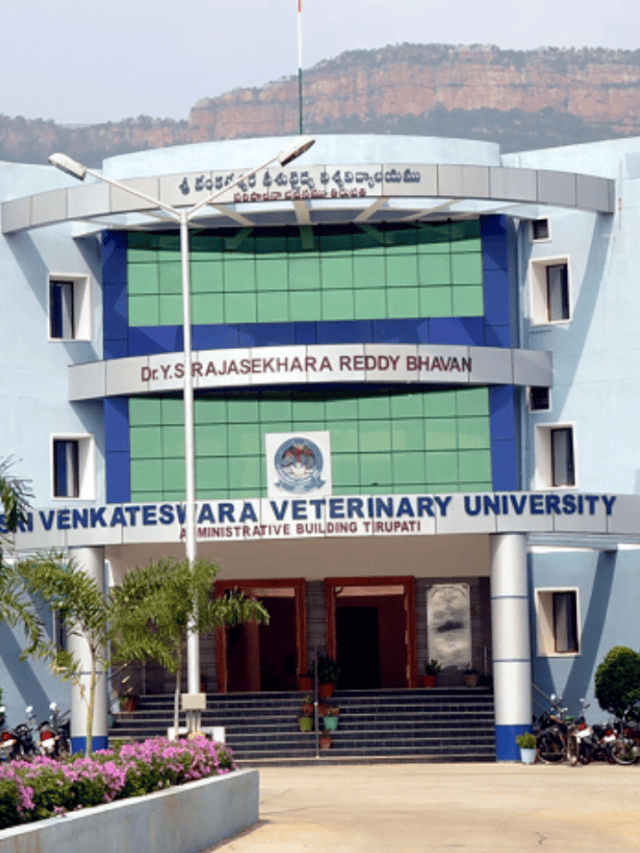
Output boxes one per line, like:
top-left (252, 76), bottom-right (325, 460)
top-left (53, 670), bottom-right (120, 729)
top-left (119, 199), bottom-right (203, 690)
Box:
top-left (38, 702), bottom-right (70, 758)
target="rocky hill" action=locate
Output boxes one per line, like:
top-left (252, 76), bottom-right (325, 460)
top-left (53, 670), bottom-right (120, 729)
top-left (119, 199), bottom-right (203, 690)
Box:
top-left (4, 43), bottom-right (640, 166)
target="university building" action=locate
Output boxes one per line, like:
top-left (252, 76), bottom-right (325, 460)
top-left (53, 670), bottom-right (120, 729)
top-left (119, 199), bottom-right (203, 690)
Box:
top-left (1, 133), bottom-right (639, 759)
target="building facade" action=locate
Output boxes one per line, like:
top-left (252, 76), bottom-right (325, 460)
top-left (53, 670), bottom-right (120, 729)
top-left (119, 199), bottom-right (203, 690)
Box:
top-left (1, 134), bottom-right (639, 759)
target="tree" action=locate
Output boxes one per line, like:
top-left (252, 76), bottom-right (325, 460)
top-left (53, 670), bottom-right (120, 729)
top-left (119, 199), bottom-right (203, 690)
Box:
top-left (595, 645), bottom-right (640, 718)
top-left (18, 554), bottom-right (111, 755)
top-left (110, 557), bottom-right (269, 733)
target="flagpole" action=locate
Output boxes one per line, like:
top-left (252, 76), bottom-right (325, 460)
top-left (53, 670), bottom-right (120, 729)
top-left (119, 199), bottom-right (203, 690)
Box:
top-left (297, 0), bottom-right (303, 134)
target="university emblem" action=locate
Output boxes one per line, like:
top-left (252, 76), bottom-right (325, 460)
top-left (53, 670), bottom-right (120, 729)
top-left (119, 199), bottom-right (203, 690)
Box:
top-left (274, 437), bottom-right (325, 494)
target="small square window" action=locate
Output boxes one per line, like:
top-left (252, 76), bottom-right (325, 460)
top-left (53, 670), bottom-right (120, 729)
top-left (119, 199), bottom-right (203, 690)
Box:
top-left (48, 275), bottom-right (91, 341)
top-left (531, 219), bottom-right (550, 241)
top-left (529, 386), bottom-right (550, 412)
top-left (535, 423), bottom-right (576, 489)
top-left (536, 588), bottom-right (580, 656)
top-left (529, 258), bottom-right (571, 326)
top-left (51, 435), bottom-right (95, 500)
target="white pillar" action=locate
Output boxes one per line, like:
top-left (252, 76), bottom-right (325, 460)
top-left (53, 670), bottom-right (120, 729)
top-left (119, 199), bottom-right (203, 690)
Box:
top-left (69, 546), bottom-right (108, 753)
top-left (490, 533), bottom-right (532, 760)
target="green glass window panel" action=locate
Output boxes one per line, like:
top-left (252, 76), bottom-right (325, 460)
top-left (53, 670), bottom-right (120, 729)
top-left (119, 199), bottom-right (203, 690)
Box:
top-left (195, 398), bottom-right (226, 424)
top-left (191, 262), bottom-right (223, 293)
top-left (159, 295), bottom-right (183, 325)
top-left (360, 454), bottom-right (392, 485)
top-left (424, 390), bottom-right (456, 418)
top-left (393, 452), bottom-right (427, 484)
top-left (255, 236), bottom-right (287, 255)
top-left (195, 424), bottom-right (227, 456)
top-left (320, 233), bottom-right (352, 253)
top-left (326, 397), bottom-right (358, 420)
top-left (426, 451), bottom-right (458, 484)
top-left (359, 421), bottom-right (392, 452)
top-left (190, 234), bottom-right (222, 258)
top-left (257, 291), bottom-right (289, 322)
top-left (292, 398), bottom-right (325, 421)
top-left (131, 491), bottom-right (162, 503)
top-left (162, 425), bottom-right (185, 457)
top-left (331, 453), bottom-right (360, 486)
top-left (196, 456), bottom-right (228, 491)
top-left (355, 289), bottom-right (386, 320)
top-left (291, 421), bottom-right (320, 433)
top-left (267, 422), bottom-right (295, 435)
top-left (457, 418), bottom-right (491, 449)
top-left (451, 253), bottom-right (483, 285)
top-left (223, 234), bottom-right (254, 254)
top-left (322, 290), bottom-right (354, 321)
top-left (158, 261), bottom-right (182, 294)
top-left (390, 393), bottom-right (423, 419)
top-left (424, 418), bottom-right (458, 450)
top-left (162, 490), bottom-right (187, 501)
top-left (164, 458), bottom-right (186, 491)
top-left (459, 450), bottom-right (492, 482)
top-left (224, 293), bottom-right (257, 323)
top-left (260, 398), bottom-right (293, 422)
top-left (256, 258), bottom-right (288, 291)
top-left (419, 287), bottom-right (453, 317)
top-left (129, 294), bottom-right (159, 326)
top-left (289, 256), bottom-right (321, 290)
top-left (321, 256), bottom-right (353, 289)
top-left (451, 220), bottom-right (480, 240)
top-left (128, 231), bottom-right (154, 249)
top-left (131, 459), bottom-right (162, 492)
top-left (353, 231), bottom-right (384, 252)
top-left (387, 288), bottom-right (419, 319)
top-left (359, 395), bottom-right (390, 419)
top-left (463, 482), bottom-right (493, 492)
top-left (452, 286), bottom-right (484, 316)
top-left (130, 397), bottom-right (161, 424)
top-left (130, 427), bottom-right (161, 458)
top-left (418, 254), bottom-right (451, 286)
top-left (128, 264), bottom-right (159, 295)
top-left (454, 237), bottom-right (482, 253)
top-left (353, 254), bottom-right (385, 288)
top-left (161, 399), bottom-right (184, 425)
top-left (389, 228), bottom-right (418, 247)
top-left (456, 387), bottom-right (490, 417)
top-left (224, 259), bottom-right (255, 292)
top-left (386, 254), bottom-right (418, 287)
top-left (228, 399), bottom-right (259, 423)
top-left (192, 292), bottom-right (223, 324)
top-left (228, 457), bottom-right (261, 489)
top-left (417, 223), bottom-right (451, 246)
top-left (128, 248), bottom-right (158, 264)
top-left (290, 289), bottom-right (320, 322)
top-left (329, 422), bottom-right (358, 452)
top-left (391, 419), bottom-right (424, 451)
top-left (155, 233), bottom-right (181, 253)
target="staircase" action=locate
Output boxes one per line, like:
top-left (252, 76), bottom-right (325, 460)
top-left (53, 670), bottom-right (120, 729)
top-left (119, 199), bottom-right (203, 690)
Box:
top-left (109, 687), bottom-right (495, 763)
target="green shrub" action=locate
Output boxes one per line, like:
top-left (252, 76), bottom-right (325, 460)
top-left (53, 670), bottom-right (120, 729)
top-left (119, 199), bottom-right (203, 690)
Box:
top-left (595, 645), bottom-right (640, 717)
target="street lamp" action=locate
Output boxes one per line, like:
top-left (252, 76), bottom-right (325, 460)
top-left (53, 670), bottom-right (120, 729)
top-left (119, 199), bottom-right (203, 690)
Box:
top-left (50, 136), bottom-right (315, 728)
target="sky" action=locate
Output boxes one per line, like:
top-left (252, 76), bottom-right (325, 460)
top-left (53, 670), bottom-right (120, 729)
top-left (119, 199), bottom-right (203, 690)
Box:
top-left (3, 0), bottom-right (639, 125)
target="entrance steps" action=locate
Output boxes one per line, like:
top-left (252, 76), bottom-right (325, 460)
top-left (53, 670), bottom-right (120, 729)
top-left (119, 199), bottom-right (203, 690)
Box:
top-left (109, 687), bottom-right (495, 763)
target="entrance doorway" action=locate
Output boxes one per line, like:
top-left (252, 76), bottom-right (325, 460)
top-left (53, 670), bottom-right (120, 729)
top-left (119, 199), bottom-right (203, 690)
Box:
top-left (216, 579), bottom-right (307, 693)
top-left (326, 577), bottom-right (417, 689)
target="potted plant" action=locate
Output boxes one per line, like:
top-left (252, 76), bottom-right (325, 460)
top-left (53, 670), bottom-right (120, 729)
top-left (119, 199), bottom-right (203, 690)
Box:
top-left (298, 715), bottom-right (314, 733)
top-left (302, 695), bottom-right (314, 716)
top-left (319, 729), bottom-right (333, 750)
top-left (118, 689), bottom-right (139, 714)
top-left (297, 664), bottom-right (314, 692)
top-left (464, 667), bottom-right (479, 687)
top-left (317, 654), bottom-right (341, 698)
top-left (422, 659), bottom-right (441, 688)
top-left (323, 706), bottom-right (340, 731)
top-left (516, 731), bottom-right (538, 764)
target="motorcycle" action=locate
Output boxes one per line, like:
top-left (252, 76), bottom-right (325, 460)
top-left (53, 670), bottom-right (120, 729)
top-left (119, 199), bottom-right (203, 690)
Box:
top-left (38, 702), bottom-right (70, 758)
top-left (534, 694), bottom-right (574, 764)
top-left (0, 705), bottom-right (38, 761)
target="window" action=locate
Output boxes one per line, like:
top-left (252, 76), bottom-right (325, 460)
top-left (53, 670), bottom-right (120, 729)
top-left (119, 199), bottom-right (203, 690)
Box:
top-left (531, 219), bottom-right (550, 241)
top-left (51, 435), bottom-right (95, 500)
top-left (536, 588), bottom-right (580, 656)
top-left (529, 386), bottom-right (550, 412)
top-left (535, 424), bottom-right (576, 489)
top-left (529, 257), bottom-right (571, 325)
top-left (48, 275), bottom-right (91, 340)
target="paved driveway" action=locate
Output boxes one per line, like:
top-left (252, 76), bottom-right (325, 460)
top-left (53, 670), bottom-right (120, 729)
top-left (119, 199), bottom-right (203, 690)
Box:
top-left (205, 762), bottom-right (640, 852)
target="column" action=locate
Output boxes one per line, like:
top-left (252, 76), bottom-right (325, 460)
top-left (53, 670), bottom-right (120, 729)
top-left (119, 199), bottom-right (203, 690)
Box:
top-left (490, 533), bottom-right (532, 761)
top-left (69, 546), bottom-right (108, 754)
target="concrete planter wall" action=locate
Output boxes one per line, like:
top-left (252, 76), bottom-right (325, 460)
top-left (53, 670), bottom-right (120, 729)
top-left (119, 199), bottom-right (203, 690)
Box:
top-left (0, 768), bottom-right (258, 853)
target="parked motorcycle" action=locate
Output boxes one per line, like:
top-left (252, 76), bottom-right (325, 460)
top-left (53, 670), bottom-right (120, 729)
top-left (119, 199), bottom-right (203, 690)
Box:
top-left (38, 702), bottom-right (70, 758)
top-left (535, 694), bottom-right (573, 764)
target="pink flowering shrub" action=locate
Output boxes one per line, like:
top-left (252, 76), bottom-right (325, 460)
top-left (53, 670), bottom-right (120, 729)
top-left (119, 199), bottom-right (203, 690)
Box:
top-left (0, 737), bottom-right (236, 830)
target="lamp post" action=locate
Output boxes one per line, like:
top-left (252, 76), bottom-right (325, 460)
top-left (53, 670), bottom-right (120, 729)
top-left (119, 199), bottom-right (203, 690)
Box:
top-left (49, 137), bottom-right (315, 729)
